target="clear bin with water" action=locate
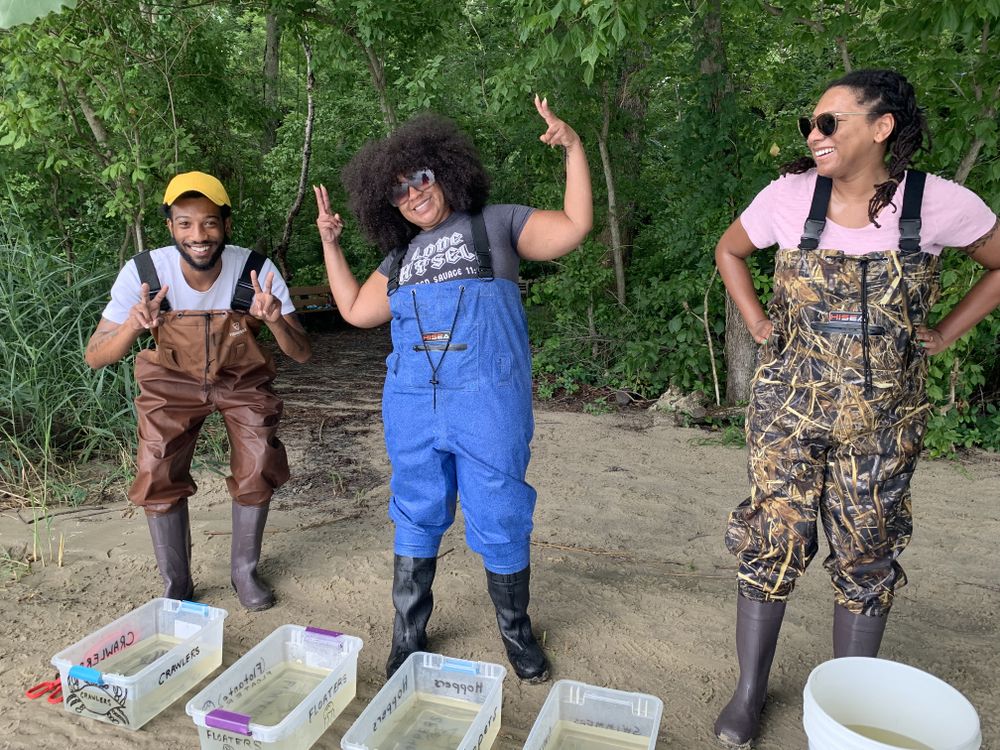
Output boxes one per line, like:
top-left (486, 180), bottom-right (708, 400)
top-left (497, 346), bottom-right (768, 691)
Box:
top-left (340, 652), bottom-right (506, 750)
top-left (51, 598), bottom-right (228, 730)
top-left (186, 624), bottom-right (363, 750)
top-left (522, 680), bottom-right (664, 750)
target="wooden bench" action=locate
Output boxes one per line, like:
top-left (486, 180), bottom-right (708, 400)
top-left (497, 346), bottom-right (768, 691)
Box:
top-left (288, 285), bottom-right (336, 314)
top-left (289, 281), bottom-right (528, 313)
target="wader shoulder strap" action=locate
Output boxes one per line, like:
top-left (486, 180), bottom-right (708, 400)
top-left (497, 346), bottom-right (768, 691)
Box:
top-left (385, 211), bottom-right (494, 295)
top-left (231, 251), bottom-right (268, 312)
top-left (798, 175), bottom-right (833, 251)
top-left (132, 250), bottom-right (171, 313)
top-left (898, 170), bottom-right (925, 253)
top-left (385, 247), bottom-right (406, 296)
top-left (470, 211), bottom-right (493, 281)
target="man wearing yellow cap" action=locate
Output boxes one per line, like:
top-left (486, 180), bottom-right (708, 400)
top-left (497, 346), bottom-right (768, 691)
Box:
top-left (85, 171), bottom-right (311, 610)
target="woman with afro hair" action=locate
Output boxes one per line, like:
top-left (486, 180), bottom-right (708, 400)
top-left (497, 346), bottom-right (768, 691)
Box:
top-left (314, 96), bottom-right (591, 683)
top-left (713, 68), bottom-right (1000, 746)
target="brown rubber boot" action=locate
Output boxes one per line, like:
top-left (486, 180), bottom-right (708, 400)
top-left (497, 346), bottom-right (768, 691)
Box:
top-left (714, 594), bottom-right (786, 747)
top-left (833, 604), bottom-right (887, 658)
top-left (385, 555), bottom-right (437, 678)
top-left (145, 498), bottom-right (194, 600)
top-left (230, 501), bottom-right (275, 611)
top-left (486, 566), bottom-right (550, 683)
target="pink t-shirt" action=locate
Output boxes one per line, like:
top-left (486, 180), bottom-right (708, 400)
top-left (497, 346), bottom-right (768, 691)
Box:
top-left (740, 169), bottom-right (997, 256)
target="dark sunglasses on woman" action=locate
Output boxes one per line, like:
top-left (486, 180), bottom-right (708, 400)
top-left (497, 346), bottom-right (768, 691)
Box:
top-left (798, 111), bottom-right (870, 139)
top-left (389, 168), bottom-right (436, 206)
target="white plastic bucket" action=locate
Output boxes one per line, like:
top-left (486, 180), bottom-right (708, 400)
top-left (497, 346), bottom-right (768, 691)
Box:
top-left (803, 657), bottom-right (981, 750)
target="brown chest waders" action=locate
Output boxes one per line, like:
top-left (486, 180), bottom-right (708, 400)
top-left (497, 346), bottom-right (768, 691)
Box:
top-left (128, 309), bottom-right (289, 512)
top-left (128, 250), bottom-right (287, 610)
top-left (726, 171), bottom-right (939, 617)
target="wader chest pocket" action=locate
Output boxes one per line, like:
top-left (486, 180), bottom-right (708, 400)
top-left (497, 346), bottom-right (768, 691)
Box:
top-left (155, 346), bottom-right (184, 371)
top-left (401, 326), bottom-right (480, 391)
top-left (495, 354), bottom-right (512, 385)
top-left (413, 343), bottom-right (468, 351)
top-left (226, 340), bottom-right (247, 363)
top-left (814, 321), bottom-right (887, 336)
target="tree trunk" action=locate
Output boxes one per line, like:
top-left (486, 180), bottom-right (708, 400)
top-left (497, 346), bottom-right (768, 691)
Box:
top-left (274, 36), bottom-right (315, 280)
top-left (724, 295), bottom-right (756, 403)
top-left (361, 40), bottom-right (397, 129)
top-left (262, 9), bottom-right (282, 154)
top-left (599, 84), bottom-right (626, 305)
top-left (954, 23), bottom-right (995, 186)
top-left (699, 0), bottom-right (755, 404)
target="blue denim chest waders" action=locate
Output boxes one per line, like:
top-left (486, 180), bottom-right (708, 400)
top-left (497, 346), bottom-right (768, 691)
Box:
top-left (381, 213), bottom-right (549, 683)
top-left (384, 275), bottom-right (536, 573)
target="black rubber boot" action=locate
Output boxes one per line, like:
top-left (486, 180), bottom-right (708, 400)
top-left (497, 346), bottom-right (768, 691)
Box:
top-left (145, 498), bottom-right (194, 600)
top-left (385, 555), bottom-right (437, 678)
top-left (230, 501), bottom-right (275, 611)
top-left (714, 594), bottom-right (787, 748)
top-left (485, 566), bottom-right (550, 683)
top-left (833, 604), bottom-right (888, 658)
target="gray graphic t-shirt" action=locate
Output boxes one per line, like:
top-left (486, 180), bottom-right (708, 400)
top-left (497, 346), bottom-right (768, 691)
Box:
top-left (376, 204), bottom-right (534, 286)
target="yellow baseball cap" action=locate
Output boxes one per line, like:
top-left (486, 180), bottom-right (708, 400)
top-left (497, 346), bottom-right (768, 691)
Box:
top-left (162, 171), bottom-right (231, 207)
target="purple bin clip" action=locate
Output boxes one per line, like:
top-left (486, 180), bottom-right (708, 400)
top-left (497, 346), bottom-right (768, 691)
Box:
top-left (305, 626), bottom-right (343, 639)
top-left (205, 708), bottom-right (252, 736)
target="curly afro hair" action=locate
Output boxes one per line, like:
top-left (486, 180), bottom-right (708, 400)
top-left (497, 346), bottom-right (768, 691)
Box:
top-left (341, 113), bottom-right (491, 255)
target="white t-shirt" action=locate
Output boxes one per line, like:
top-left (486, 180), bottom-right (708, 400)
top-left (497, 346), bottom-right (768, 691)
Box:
top-left (740, 170), bottom-right (997, 256)
top-left (101, 245), bottom-right (295, 324)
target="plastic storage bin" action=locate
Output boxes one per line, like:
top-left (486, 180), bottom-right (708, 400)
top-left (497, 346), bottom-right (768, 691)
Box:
top-left (341, 652), bottom-right (506, 750)
top-left (522, 680), bottom-right (664, 750)
top-left (186, 625), bottom-right (363, 750)
top-left (51, 598), bottom-right (227, 730)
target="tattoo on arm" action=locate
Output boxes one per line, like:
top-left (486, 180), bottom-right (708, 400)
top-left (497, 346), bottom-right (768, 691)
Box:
top-left (959, 218), bottom-right (1000, 257)
top-left (86, 329), bottom-right (113, 354)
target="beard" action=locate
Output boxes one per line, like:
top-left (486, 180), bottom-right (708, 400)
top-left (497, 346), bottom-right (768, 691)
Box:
top-left (173, 233), bottom-right (229, 271)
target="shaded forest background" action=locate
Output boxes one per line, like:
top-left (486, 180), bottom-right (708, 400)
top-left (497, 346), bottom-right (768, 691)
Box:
top-left (1, 0), bottom-right (999, 505)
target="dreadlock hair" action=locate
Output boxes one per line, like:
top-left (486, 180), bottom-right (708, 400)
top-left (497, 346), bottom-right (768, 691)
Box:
top-left (780, 69), bottom-right (930, 226)
top-left (341, 113), bottom-right (491, 254)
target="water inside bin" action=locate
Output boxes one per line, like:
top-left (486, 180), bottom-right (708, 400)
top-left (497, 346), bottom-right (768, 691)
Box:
top-left (227, 662), bottom-right (330, 726)
top-left (844, 725), bottom-right (934, 750)
top-left (98, 633), bottom-right (184, 677)
top-left (371, 692), bottom-right (483, 749)
top-left (546, 720), bottom-right (650, 749)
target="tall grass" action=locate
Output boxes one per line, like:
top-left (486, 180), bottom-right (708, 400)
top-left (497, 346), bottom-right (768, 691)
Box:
top-left (0, 228), bottom-right (136, 508)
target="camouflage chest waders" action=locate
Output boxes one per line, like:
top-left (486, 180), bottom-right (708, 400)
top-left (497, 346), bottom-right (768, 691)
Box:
top-left (725, 171), bottom-right (939, 617)
top-left (127, 252), bottom-right (289, 515)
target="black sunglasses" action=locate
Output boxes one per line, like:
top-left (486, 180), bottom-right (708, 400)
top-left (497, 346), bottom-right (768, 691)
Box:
top-left (389, 168), bottom-right (435, 207)
top-left (798, 111), bottom-right (870, 139)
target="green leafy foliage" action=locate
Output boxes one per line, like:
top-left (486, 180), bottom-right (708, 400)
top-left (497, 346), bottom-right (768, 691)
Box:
top-left (0, 0), bottom-right (997, 507)
top-left (0, 220), bottom-right (136, 499)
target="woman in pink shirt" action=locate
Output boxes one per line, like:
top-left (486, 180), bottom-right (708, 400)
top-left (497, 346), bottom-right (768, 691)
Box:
top-left (713, 69), bottom-right (1000, 747)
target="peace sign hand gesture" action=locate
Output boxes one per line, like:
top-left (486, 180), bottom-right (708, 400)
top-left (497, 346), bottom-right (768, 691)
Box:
top-left (535, 95), bottom-right (581, 151)
top-left (249, 269), bottom-right (282, 322)
top-left (313, 185), bottom-right (344, 247)
top-left (128, 283), bottom-right (169, 331)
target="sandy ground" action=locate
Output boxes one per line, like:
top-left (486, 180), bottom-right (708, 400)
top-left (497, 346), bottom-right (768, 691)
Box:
top-left (1, 324), bottom-right (998, 749)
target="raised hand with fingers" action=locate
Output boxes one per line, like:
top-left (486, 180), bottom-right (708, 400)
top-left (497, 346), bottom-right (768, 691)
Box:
top-left (249, 270), bottom-right (282, 322)
top-left (534, 94), bottom-right (581, 151)
top-left (313, 185), bottom-right (344, 247)
top-left (129, 282), bottom-right (169, 331)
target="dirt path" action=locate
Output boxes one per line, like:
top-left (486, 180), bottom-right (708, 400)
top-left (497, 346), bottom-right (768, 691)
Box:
top-left (1, 324), bottom-right (997, 749)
